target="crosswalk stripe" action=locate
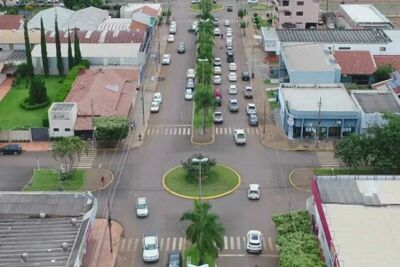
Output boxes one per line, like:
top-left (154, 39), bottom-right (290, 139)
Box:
top-left (160, 238), bottom-right (164, 250)
top-left (146, 129), bottom-right (151, 136)
top-left (127, 238), bottom-right (133, 251)
top-left (178, 128), bottom-right (182, 135)
top-left (255, 128), bottom-right (260, 135)
top-left (243, 236), bottom-right (246, 248)
top-left (133, 239), bottom-right (139, 254)
top-left (174, 128), bottom-right (177, 135)
top-left (169, 128), bottom-right (173, 135)
top-left (187, 127), bottom-right (191, 135)
top-left (230, 236), bottom-right (234, 250)
top-left (268, 237), bottom-right (273, 250)
top-left (262, 237), bottom-right (267, 250)
top-left (224, 127), bottom-right (227, 135)
top-left (178, 237), bottom-right (183, 250)
top-left (215, 127), bottom-right (219, 135)
top-left (246, 128), bottom-right (250, 134)
top-left (120, 238), bottom-right (126, 251)
top-left (228, 128), bottom-right (232, 135)
top-left (166, 237), bottom-right (170, 251)
top-left (172, 237), bottom-right (177, 250)
top-left (182, 238), bottom-right (187, 252)
top-left (224, 236), bottom-right (228, 250)
top-left (236, 236), bottom-right (241, 250)
top-left (164, 128), bottom-right (168, 135)
top-left (183, 128), bottom-right (186, 135)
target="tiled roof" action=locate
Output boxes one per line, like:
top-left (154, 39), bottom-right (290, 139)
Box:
top-left (0, 15), bottom-right (22, 30)
top-left (373, 55), bottom-right (400, 70)
top-left (132, 5), bottom-right (159, 17)
top-left (45, 30), bottom-right (145, 44)
top-left (334, 51), bottom-right (377, 75)
top-left (131, 20), bottom-right (148, 32)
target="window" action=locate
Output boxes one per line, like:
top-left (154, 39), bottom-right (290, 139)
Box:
top-left (282, 0), bottom-right (289, 6)
top-left (53, 128), bottom-right (59, 132)
top-left (380, 47), bottom-right (386, 51)
top-left (284, 11), bottom-right (291, 16)
top-left (338, 47), bottom-right (350, 50)
top-left (297, 1), bottom-right (304, 5)
top-left (296, 11), bottom-right (303, 16)
top-left (65, 128), bottom-right (71, 132)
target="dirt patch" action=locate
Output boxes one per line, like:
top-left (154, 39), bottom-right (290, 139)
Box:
top-left (192, 127), bottom-right (213, 144)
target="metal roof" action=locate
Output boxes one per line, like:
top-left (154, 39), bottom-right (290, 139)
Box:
top-left (339, 4), bottom-right (391, 24)
top-left (352, 91), bottom-right (400, 113)
top-left (50, 103), bottom-right (76, 112)
top-left (275, 28), bottom-right (391, 44)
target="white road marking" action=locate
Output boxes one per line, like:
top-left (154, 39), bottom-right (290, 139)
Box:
top-left (160, 238), bottom-right (164, 250)
top-left (164, 128), bottom-right (168, 135)
top-left (155, 128), bottom-right (159, 135)
top-left (262, 237), bottom-right (267, 250)
top-left (228, 127), bottom-right (232, 135)
top-left (224, 127), bottom-right (228, 135)
top-left (127, 238), bottom-right (133, 251)
top-left (178, 128), bottom-right (182, 135)
top-left (255, 128), bottom-right (260, 135)
top-left (178, 237), bottom-right (183, 250)
top-left (147, 129), bottom-right (151, 136)
top-left (236, 236), bottom-right (241, 250)
top-left (166, 237), bottom-right (170, 251)
top-left (98, 163), bottom-right (102, 169)
top-left (230, 236), bottom-right (235, 250)
top-left (183, 128), bottom-right (186, 135)
top-left (246, 128), bottom-right (250, 134)
top-left (187, 127), bottom-right (191, 135)
top-left (174, 128), bottom-right (177, 135)
top-left (120, 238), bottom-right (126, 251)
top-left (224, 236), bottom-right (228, 250)
top-left (169, 128), bottom-right (173, 135)
top-left (172, 237), bottom-right (177, 250)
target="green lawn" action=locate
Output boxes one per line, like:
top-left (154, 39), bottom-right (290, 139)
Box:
top-left (314, 167), bottom-right (377, 176)
top-left (0, 76), bottom-right (63, 130)
top-left (193, 109), bottom-right (213, 129)
top-left (25, 169), bottom-right (85, 191)
top-left (189, 3), bottom-right (223, 11)
top-left (250, 3), bottom-right (268, 10)
top-left (165, 165), bottom-right (240, 197)
top-left (267, 90), bottom-right (279, 110)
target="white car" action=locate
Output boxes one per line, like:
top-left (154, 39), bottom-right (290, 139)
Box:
top-left (246, 230), bottom-right (262, 254)
top-left (136, 197), bottom-right (149, 217)
top-left (214, 28), bottom-right (221, 36)
top-left (170, 21), bottom-right (177, 27)
top-left (228, 72), bottom-right (237, 82)
top-left (224, 20), bottom-right (230, 26)
top-left (167, 34), bottom-right (175, 43)
top-left (153, 92), bottom-right (162, 104)
top-left (246, 103), bottom-right (257, 115)
top-left (228, 84), bottom-right (237, 95)
top-left (187, 68), bottom-right (196, 79)
top-left (247, 0), bottom-right (258, 3)
top-left (214, 66), bottom-right (222, 75)
top-left (142, 235), bottom-right (159, 262)
top-left (234, 129), bottom-right (246, 145)
top-left (226, 27), bottom-right (232, 33)
top-left (229, 62), bottom-right (237, 71)
top-left (248, 184), bottom-right (260, 200)
top-left (214, 57), bottom-right (221, 66)
top-left (162, 54), bottom-right (171, 65)
top-left (169, 25), bottom-right (176, 34)
top-left (226, 31), bottom-right (232, 38)
top-left (150, 101), bottom-right (160, 113)
top-left (213, 75), bottom-right (222, 85)
top-left (185, 89), bottom-right (193, 100)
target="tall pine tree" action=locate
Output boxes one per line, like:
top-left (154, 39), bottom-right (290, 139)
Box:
top-left (40, 17), bottom-right (49, 76)
top-left (73, 28), bottom-right (82, 65)
top-left (67, 28), bottom-right (74, 70)
top-left (55, 15), bottom-right (64, 76)
top-left (23, 19), bottom-right (34, 78)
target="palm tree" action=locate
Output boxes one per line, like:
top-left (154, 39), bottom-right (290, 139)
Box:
top-left (194, 85), bottom-right (214, 134)
top-left (181, 200), bottom-right (224, 264)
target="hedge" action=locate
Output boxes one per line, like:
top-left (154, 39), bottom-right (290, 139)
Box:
top-left (54, 63), bottom-right (87, 102)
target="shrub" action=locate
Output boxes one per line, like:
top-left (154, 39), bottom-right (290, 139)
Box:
top-left (54, 63), bottom-right (87, 102)
top-left (253, 12), bottom-right (258, 17)
top-left (42, 117), bottom-right (49, 127)
top-left (16, 63), bottom-right (32, 79)
top-left (94, 116), bottom-right (129, 142)
top-left (20, 97), bottom-right (50, 110)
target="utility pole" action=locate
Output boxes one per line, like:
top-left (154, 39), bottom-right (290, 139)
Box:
top-left (141, 80), bottom-right (145, 126)
top-left (326, 0), bottom-right (329, 12)
top-left (263, 96), bottom-right (267, 134)
top-left (315, 97), bottom-right (322, 148)
top-left (107, 197), bottom-right (113, 253)
top-left (251, 45), bottom-right (255, 78)
top-left (91, 98), bottom-right (95, 146)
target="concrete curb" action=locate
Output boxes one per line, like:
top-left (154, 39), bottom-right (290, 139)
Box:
top-left (97, 168), bottom-right (114, 191)
top-left (187, 4), bottom-right (224, 12)
top-left (162, 164), bottom-right (241, 200)
top-left (190, 97), bottom-right (215, 145)
top-left (288, 168), bottom-right (312, 193)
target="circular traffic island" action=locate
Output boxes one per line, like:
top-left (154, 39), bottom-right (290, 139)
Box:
top-left (188, 3), bottom-right (224, 12)
top-left (163, 164), bottom-right (240, 199)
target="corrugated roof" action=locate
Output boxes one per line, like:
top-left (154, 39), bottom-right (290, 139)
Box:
top-left (339, 4), bottom-right (392, 24)
top-left (45, 30), bottom-right (145, 44)
top-left (333, 51), bottom-right (377, 75)
top-left (97, 18), bottom-right (133, 31)
top-left (61, 6), bottom-right (109, 31)
top-left (352, 91), bottom-right (400, 113)
top-left (0, 15), bottom-right (22, 30)
top-left (28, 7), bottom-right (74, 31)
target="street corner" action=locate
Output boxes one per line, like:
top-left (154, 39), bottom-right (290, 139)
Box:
top-left (84, 168), bottom-right (114, 191)
top-left (288, 168), bottom-right (313, 193)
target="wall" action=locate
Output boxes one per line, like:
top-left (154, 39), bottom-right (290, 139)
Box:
top-left (48, 106), bottom-right (77, 138)
top-left (276, 0), bottom-right (320, 29)
top-left (289, 70), bottom-right (340, 83)
top-left (0, 130), bottom-right (31, 142)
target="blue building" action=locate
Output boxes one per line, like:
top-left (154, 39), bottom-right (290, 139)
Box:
top-left (278, 83), bottom-right (361, 140)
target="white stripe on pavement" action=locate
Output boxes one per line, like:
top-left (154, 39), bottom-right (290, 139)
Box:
top-left (172, 237), bottom-right (177, 250)
top-left (236, 236), bottom-right (241, 250)
top-left (230, 236), bottom-right (234, 250)
top-left (224, 236), bottom-right (228, 250)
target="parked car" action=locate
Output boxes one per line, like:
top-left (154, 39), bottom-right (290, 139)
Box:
top-left (247, 0), bottom-right (259, 4)
top-left (214, 66), bottom-right (222, 75)
top-left (243, 86), bottom-right (253, 98)
top-left (226, 4), bottom-right (233, 11)
top-left (214, 88), bottom-right (222, 106)
top-left (177, 42), bottom-right (185, 53)
top-left (227, 51), bottom-right (234, 62)
top-left (246, 103), bottom-right (257, 115)
top-left (169, 25), bottom-right (176, 34)
top-left (246, 230), bottom-right (263, 253)
top-left (186, 78), bottom-right (195, 90)
top-left (0, 144), bottom-right (22, 155)
top-left (233, 129), bottom-right (246, 145)
top-left (228, 99), bottom-right (239, 112)
top-left (228, 72), bottom-right (237, 82)
top-left (191, 0), bottom-right (201, 3)
top-left (213, 75), bottom-right (222, 85)
top-left (162, 54), bottom-right (171, 65)
top-left (248, 184), bottom-right (260, 200)
top-left (229, 62), bottom-right (237, 71)
top-left (142, 235), bottom-right (159, 262)
top-left (224, 19), bottom-right (230, 26)
top-left (167, 251), bottom-right (182, 267)
top-left (318, 18), bottom-right (324, 25)
top-left (248, 114), bottom-right (258, 126)
top-left (214, 57), bottom-right (221, 66)
top-left (228, 84), bottom-right (237, 95)
top-left (213, 18), bottom-right (219, 26)
top-left (167, 34), bottom-right (175, 43)
top-left (241, 71), bottom-right (250, 81)
top-left (226, 31), bottom-right (232, 38)
top-left (136, 197), bottom-right (149, 217)
top-left (187, 68), bottom-right (196, 79)
top-left (150, 101), bottom-right (160, 113)
top-left (153, 92), bottom-right (162, 104)
top-left (327, 22), bottom-right (335, 29)
top-left (184, 89), bottom-right (193, 100)
top-left (213, 111), bottom-right (224, 123)
top-left (214, 27), bottom-right (221, 36)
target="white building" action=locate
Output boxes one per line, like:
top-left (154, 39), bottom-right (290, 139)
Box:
top-left (338, 4), bottom-right (394, 29)
top-left (0, 29), bottom-right (40, 51)
top-left (120, 3), bottom-right (161, 19)
top-left (48, 102), bottom-right (77, 138)
top-left (351, 90), bottom-right (400, 133)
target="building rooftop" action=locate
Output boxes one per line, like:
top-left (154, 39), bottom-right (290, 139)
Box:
top-left (61, 6), bottom-right (109, 31)
top-left (45, 30), bottom-right (145, 44)
top-left (282, 44), bottom-right (339, 72)
top-left (28, 6), bottom-right (74, 30)
top-left (49, 102), bottom-right (76, 112)
top-left (373, 55), bottom-right (400, 70)
top-left (98, 18), bottom-right (134, 31)
top-left (352, 90), bottom-right (400, 113)
top-left (0, 29), bottom-right (40, 44)
top-left (280, 84), bottom-right (359, 112)
top-left (0, 15), bottom-right (22, 30)
top-left (339, 4), bottom-right (392, 24)
top-left (333, 51), bottom-right (377, 75)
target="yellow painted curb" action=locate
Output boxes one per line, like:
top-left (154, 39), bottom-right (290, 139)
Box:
top-left (187, 4), bottom-right (224, 12)
top-left (163, 164), bottom-right (241, 200)
top-left (288, 168), bottom-right (312, 193)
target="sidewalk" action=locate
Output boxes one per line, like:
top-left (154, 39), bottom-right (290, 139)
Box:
top-left (82, 219), bottom-right (123, 267)
top-left (240, 18), bottom-right (334, 151)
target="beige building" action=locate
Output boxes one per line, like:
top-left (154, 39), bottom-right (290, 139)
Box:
top-left (272, 0), bottom-right (320, 29)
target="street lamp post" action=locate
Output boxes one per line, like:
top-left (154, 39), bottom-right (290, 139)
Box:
top-left (251, 45), bottom-right (255, 78)
top-left (192, 157), bottom-right (208, 203)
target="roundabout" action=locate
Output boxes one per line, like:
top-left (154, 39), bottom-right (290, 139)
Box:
top-left (163, 164), bottom-right (241, 199)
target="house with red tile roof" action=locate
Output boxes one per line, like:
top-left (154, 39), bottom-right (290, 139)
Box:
top-left (333, 51), bottom-right (377, 84)
top-left (373, 55), bottom-right (400, 71)
top-left (0, 15), bottom-right (22, 30)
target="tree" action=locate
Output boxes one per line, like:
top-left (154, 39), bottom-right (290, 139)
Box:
top-left (181, 153), bottom-right (216, 183)
top-left (334, 134), bottom-right (365, 170)
top-left (1, 0), bottom-right (7, 8)
top-left (54, 16), bottom-right (64, 76)
top-left (194, 85), bottom-right (214, 134)
top-left (240, 21), bottom-right (247, 35)
top-left (374, 64), bottom-right (393, 82)
top-left (63, 0), bottom-right (102, 10)
top-left (28, 77), bottom-right (48, 105)
top-left (238, 8), bottom-right (246, 20)
top-left (94, 116), bottom-right (129, 142)
top-left (40, 18), bottom-right (49, 76)
top-left (73, 28), bottom-right (82, 65)
top-left (67, 29), bottom-right (74, 70)
top-left (200, 0), bottom-right (212, 19)
top-left (52, 136), bottom-right (88, 178)
top-left (181, 201), bottom-right (224, 264)
top-left (23, 19), bottom-right (34, 78)
top-left (196, 61), bottom-right (212, 85)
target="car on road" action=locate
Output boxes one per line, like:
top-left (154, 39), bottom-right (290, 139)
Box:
top-left (162, 54), bottom-right (171, 65)
top-left (169, 25), bottom-right (176, 34)
top-left (0, 144), bottom-right (22, 155)
top-left (228, 72), bottom-right (237, 82)
top-left (167, 34), bottom-right (175, 43)
top-left (150, 101), bottom-right (160, 113)
top-left (226, 31), bottom-right (232, 38)
top-left (228, 99), bottom-right (239, 112)
top-left (153, 92), bottom-right (162, 103)
top-left (243, 86), bottom-right (253, 98)
top-left (227, 4), bottom-right (233, 11)
top-left (142, 235), bottom-right (159, 262)
top-left (167, 251), bottom-right (182, 267)
top-left (241, 71), bottom-right (250, 81)
top-left (186, 78), bottom-right (195, 90)
top-left (246, 103), bottom-right (257, 115)
top-left (224, 19), bottom-right (230, 26)
top-left (213, 111), bottom-right (223, 123)
top-left (136, 197), bottom-right (149, 217)
top-left (248, 184), bottom-right (260, 200)
top-left (248, 113), bottom-right (258, 126)
top-left (246, 230), bottom-right (263, 253)
top-left (214, 88), bottom-right (222, 106)
top-left (233, 129), bottom-right (246, 145)
top-left (247, 0), bottom-right (259, 4)
top-left (191, 0), bottom-right (200, 3)
top-left (227, 51), bottom-right (234, 62)
top-left (214, 57), bottom-right (221, 66)
top-left (213, 75), bottom-right (222, 85)
top-left (213, 66), bottom-right (222, 75)
top-left (187, 68), bottom-right (196, 79)
top-left (228, 62), bottom-right (237, 71)
top-left (213, 18), bottom-right (219, 26)
top-left (184, 89), bottom-right (193, 100)
top-left (177, 42), bottom-right (185, 53)
top-left (214, 27), bottom-right (221, 36)
top-left (192, 20), bottom-right (198, 32)
top-left (228, 84), bottom-right (237, 94)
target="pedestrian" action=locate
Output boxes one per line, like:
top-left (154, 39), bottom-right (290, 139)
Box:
top-left (101, 176), bottom-right (105, 186)
top-left (221, 33), bottom-right (223, 39)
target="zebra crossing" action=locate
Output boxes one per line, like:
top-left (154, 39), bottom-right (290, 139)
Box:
top-left (146, 126), bottom-right (260, 136)
top-left (77, 150), bottom-right (97, 169)
top-left (118, 236), bottom-right (279, 254)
